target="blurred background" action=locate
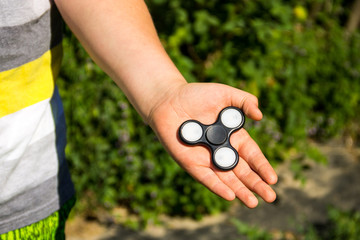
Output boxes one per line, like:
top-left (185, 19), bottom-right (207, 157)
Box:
top-left (58, 0), bottom-right (360, 239)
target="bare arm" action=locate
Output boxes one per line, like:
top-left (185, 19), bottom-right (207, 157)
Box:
top-left (55, 0), bottom-right (186, 121)
top-left (55, 0), bottom-right (277, 207)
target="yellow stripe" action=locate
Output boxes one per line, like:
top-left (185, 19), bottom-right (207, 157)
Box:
top-left (0, 45), bottom-right (62, 118)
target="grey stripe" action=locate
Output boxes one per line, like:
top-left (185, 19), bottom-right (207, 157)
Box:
top-left (0, 169), bottom-right (74, 234)
top-left (0, 7), bottom-right (63, 72)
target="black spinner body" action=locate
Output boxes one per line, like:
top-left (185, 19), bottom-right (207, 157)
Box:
top-left (179, 107), bottom-right (245, 171)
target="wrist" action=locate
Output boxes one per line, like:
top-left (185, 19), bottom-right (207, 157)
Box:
top-left (144, 78), bottom-right (187, 125)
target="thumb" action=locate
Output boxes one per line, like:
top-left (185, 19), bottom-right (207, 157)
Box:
top-left (228, 87), bottom-right (263, 121)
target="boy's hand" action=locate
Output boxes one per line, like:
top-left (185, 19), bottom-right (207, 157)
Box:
top-left (149, 82), bottom-right (278, 208)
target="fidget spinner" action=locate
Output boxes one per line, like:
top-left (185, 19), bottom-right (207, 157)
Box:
top-left (178, 107), bottom-right (245, 171)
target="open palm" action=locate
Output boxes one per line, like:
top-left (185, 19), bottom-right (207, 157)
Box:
top-left (149, 83), bottom-right (277, 208)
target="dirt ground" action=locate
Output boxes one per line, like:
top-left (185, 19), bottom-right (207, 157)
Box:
top-left (65, 140), bottom-right (360, 240)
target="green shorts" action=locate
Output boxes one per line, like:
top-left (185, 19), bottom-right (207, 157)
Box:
top-left (0, 197), bottom-right (75, 240)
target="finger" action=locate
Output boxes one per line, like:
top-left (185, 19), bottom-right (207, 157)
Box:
top-left (191, 167), bottom-right (236, 201)
top-left (231, 129), bottom-right (278, 185)
top-left (214, 169), bottom-right (258, 208)
top-left (243, 100), bottom-right (263, 121)
top-left (227, 87), bottom-right (263, 121)
top-left (234, 158), bottom-right (277, 203)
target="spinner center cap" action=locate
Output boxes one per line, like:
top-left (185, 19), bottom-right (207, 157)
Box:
top-left (206, 125), bottom-right (227, 145)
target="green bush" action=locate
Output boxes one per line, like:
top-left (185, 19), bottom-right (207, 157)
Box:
top-left (147, 0), bottom-right (360, 171)
top-left (58, 0), bottom-right (360, 223)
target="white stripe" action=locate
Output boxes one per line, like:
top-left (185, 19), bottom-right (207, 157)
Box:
top-left (0, 98), bottom-right (55, 161)
top-left (0, 0), bottom-right (51, 27)
top-left (0, 99), bottom-right (59, 202)
top-left (0, 132), bottom-right (59, 202)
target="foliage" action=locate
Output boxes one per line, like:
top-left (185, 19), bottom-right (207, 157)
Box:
top-left (147, 0), bottom-right (360, 174)
top-left (58, 0), bottom-right (360, 224)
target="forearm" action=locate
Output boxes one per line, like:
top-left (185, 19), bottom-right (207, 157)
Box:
top-left (55, 0), bottom-right (187, 121)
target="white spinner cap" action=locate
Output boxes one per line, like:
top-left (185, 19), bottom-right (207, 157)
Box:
top-left (221, 108), bottom-right (243, 128)
top-left (181, 121), bottom-right (203, 142)
top-left (214, 147), bottom-right (237, 169)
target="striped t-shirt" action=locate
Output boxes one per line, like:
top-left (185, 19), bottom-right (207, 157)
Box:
top-left (0, 0), bottom-right (75, 234)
